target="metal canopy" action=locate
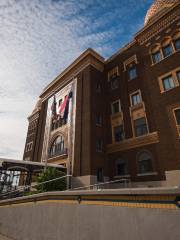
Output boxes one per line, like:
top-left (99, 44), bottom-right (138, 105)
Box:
top-left (0, 158), bottom-right (66, 172)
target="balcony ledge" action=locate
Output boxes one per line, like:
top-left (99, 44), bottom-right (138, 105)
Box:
top-left (107, 132), bottom-right (159, 153)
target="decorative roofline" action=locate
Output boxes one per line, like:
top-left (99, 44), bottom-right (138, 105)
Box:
top-left (40, 48), bottom-right (104, 97)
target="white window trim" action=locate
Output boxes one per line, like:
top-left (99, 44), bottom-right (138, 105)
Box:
top-left (158, 67), bottom-right (180, 93)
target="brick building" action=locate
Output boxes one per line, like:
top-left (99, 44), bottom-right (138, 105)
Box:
top-left (23, 0), bottom-right (180, 187)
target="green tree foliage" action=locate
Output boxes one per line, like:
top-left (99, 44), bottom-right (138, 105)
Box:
top-left (36, 168), bottom-right (66, 192)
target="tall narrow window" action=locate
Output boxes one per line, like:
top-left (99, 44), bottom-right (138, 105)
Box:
top-left (111, 100), bottom-right (121, 114)
top-left (97, 168), bottom-right (103, 182)
top-left (152, 51), bottom-right (162, 64)
top-left (113, 125), bottom-right (124, 142)
top-left (134, 117), bottom-right (148, 137)
top-left (138, 151), bottom-right (153, 174)
top-left (162, 44), bottom-right (173, 57)
top-left (96, 139), bottom-right (103, 152)
top-left (162, 75), bottom-right (175, 91)
top-left (96, 114), bottom-right (102, 126)
top-left (128, 66), bottom-right (137, 80)
top-left (131, 92), bottom-right (141, 106)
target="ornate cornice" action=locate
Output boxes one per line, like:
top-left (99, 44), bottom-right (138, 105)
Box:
top-left (40, 48), bottom-right (104, 99)
top-left (135, 4), bottom-right (180, 45)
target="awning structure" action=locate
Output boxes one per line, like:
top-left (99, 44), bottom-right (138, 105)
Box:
top-left (0, 158), bottom-right (66, 172)
top-left (0, 158), bottom-right (67, 199)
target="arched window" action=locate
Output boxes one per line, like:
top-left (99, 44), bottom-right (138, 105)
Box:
top-left (161, 37), bottom-right (173, 58)
top-left (172, 31), bottom-right (180, 51)
top-left (49, 135), bottom-right (65, 158)
top-left (150, 44), bottom-right (162, 64)
top-left (137, 151), bottom-right (153, 174)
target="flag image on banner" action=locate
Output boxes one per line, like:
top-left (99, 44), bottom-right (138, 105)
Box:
top-left (57, 91), bottom-right (73, 121)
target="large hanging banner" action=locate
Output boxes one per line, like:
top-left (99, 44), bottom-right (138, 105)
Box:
top-left (41, 79), bottom-right (77, 176)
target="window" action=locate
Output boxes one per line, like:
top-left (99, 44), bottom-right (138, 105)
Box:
top-left (49, 135), bottom-right (65, 158)
top-left (152, 51), bottom-right (162, 64)
top-left (25, 142), bottom-right (33, 152)
top-left (176, 71), bottom-right (180, 84)
top-left (128, 66), bottom-right (137, 80)
top-left (111, 78), bottom-right (119, 90)
top-left (134, 117), bottom-right (148, 137)
top-left (96, 139), bottom-right (103, 152)
top-left (113, 125), bottom-right (124, 142)
top-left (96, 82), bottom-right (101, 93)
top-left (174, 109), bottom-right (180, 125)
top-left (96, 114), bottom-right (102, 126)
top-left (162, 44), bottom-right (173, 57)
top-left (97, 168), bottom-right (103, 182)
top-left (108, 67), bottom-right (119, 81)
top-left (131, 92), bottom-right (141, 106)
top-left (111, 100), bottom-right (121, 114)
top-left (174, 38), bottom-right (180, 50)
top-left (116, 159), bottom-right (128, 176)
top-left (138, 151), bottom-right (153, 174)
top-left (162, 75), bottom-right (175, 91)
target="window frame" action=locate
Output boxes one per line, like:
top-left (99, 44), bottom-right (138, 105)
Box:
top-left (158, 67), bottom-right (180, 93)
top-left (108, 66), bottom-right (119, 81)
top-left (162, 43), bottom-right (173, 58)
top-left (134, 117), bottom-right (148, 137)
top-left (49, 135), bottom-right (65, 158)
top-left (96, 114), bottom-right (103, 126)
top-left (111, 99), bottom-right (121, 115)
top-left (152, 50), bottom-right (162, 64)
top-left (97, 168), bottom-right (104, 182)
top-left (115, 159), bottom-right (128, 176)
top-left (113, 124), bottom-right (125, 143)
top-left (162, 75), bottom-right (175, 91)
top-left (130, 90), bottom-right (142, 107)
top-left (128, 65), bottom-right (137, 81)
top-left (137, 151), bottom-right (154, 175)
top-left (96, 138), bottom-right (103, 152)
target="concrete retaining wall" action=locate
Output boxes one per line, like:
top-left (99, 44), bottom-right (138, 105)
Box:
top-left (0, 188), bottom-right (179, 240)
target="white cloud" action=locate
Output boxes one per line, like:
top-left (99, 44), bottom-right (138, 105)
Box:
top-left (0, 0), bottom-right (152, 159)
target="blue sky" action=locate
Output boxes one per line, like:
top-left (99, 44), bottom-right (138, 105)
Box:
top-left (0, 0), bottom-right (153, 159)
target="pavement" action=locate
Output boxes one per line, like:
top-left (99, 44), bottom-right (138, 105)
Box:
top-left (0, 234), bottom-right (14, 240)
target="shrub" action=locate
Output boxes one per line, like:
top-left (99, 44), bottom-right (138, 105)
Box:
top-left (36, 168), bottom-right (66, 192)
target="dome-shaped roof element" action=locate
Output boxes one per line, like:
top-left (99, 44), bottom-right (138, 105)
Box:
top-left (144, 0), bottom-right (178, 25)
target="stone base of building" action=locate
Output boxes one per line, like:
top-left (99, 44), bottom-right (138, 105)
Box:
top-left (71, 170), bottom-right (180, 189)
top-left (165, 170), bottom-right (180, 187)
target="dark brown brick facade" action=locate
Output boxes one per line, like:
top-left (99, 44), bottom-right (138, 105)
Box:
top-left (23, 2), bottom-right (180, 185)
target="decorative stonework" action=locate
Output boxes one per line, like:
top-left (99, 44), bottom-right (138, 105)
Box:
top-left (144, 0), bottom-right (178, 25)
top-left (123, 54), bottom-right (138, 71)
top-left (137, 7), bottom-right (180, 45)
top-left (107, 132), bottom-right (159, 153)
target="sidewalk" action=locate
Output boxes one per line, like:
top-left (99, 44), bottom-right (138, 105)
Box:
top-left (0, 234), bottom-right (14, 240)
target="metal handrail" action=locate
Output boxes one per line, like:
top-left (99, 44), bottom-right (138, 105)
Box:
top-left (0, 175), bottom-right (71, 200)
